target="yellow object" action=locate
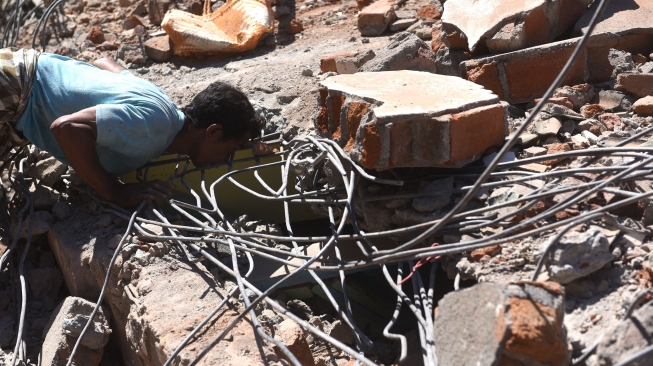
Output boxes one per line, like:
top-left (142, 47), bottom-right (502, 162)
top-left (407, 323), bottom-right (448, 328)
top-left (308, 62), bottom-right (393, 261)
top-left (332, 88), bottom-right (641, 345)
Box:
top-left (162, 0), bottom-right (274, 56)
top-left (122, 147), bottom-right (323, 224)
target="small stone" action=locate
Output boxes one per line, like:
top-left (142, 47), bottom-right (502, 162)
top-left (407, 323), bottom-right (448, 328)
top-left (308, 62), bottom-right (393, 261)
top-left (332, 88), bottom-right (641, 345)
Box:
top-left (144, 35), bottom-right (173, 62)
top-left (362, 38), bottom-right (370, 43)
top-left (634, 96), bottom-right (653, 116)
top-left (87, 26), bottom-right (105, 44)
top-left (416, 3), bottom-right (441, 20)
top-left (301, 68), bottom-right (313, 77)
top-left (62, 313), bottom-right (111, 350)
top-left (534, 117), bottom-right (562, 136)
top-left (546, 227), bottom-right (613, 284)
top-left (523, 146), bottom-right (547, 157)
top-left (580, 104), bottom-right (604, 119)
top-left (52, 202), bottom-right (70, 221)
top-left (389, 18), bottom-right (417, 31)
top-left (570, 134), bottom-right (589, 149)
top-left (285, 20), bottom-right (303, 34)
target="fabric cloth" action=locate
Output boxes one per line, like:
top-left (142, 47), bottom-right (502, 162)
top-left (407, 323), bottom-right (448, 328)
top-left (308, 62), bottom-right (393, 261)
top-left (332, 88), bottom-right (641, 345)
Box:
top-left (15, 53), bottom-right (185, 174)
top-left (0, 47), bottom-right (40, 158)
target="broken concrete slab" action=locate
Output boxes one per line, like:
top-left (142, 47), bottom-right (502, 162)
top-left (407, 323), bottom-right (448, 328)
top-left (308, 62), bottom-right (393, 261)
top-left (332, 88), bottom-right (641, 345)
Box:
top-left (48, 206), bottom-right (273, 366)
top-left (41, 296), bottom-right (111, 366)
top-left (575, 0), bottom-right (653, 41)
top-left (357, 32), bottom-right (437, 73)
top-left (317, 70), bottom-right (507, 170)
top-left (433, 281), bottom-right (569, 366)
top-left (357, 0), bottom-right (396, 36)
top-left (442, 0), bottom-right (592, 53)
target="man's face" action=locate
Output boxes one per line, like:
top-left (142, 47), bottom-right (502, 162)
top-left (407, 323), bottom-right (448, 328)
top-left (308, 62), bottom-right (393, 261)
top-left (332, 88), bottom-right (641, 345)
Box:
top-left (189, 125), bottom-right (251, 167)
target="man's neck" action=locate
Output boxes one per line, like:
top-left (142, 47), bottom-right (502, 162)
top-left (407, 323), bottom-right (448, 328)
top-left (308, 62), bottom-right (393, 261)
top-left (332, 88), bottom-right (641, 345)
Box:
top-left (166, 121), bottom-right (198, 155)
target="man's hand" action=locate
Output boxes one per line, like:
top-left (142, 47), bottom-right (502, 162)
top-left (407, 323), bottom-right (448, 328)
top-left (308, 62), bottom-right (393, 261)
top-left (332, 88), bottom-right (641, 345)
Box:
top-left (110, 180), bottom-right (174, 208)
top-left (51, 107), bottom-right (174, 208)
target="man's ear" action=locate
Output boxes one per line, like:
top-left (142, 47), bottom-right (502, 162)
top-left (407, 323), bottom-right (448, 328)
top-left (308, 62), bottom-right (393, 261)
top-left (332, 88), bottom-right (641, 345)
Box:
top-left (206, 124), bottom-right (224, 142)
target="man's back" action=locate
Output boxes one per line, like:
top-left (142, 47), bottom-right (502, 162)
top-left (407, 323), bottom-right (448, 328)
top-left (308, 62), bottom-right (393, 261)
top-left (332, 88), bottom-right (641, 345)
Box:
top-left (16, 54), bottom-right (185, 174)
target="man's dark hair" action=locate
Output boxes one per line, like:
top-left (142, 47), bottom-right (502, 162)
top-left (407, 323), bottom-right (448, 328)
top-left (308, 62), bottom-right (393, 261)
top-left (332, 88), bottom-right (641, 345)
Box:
top-left (182, 81), bottom-right (264, 140)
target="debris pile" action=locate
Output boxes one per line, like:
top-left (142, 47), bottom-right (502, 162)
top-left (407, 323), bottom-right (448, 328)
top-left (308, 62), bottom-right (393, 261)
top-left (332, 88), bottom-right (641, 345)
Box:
top-left (3, 0), bottom-right (653, 365)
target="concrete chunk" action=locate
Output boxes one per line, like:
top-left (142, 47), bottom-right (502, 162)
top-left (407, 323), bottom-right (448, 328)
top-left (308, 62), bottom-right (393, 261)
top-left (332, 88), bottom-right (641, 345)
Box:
top-left (442, 0), bottom-right (591, 52)
top-left (545, 227), bottom-right (613, 284)
top-left (357, 0), bottom-right (396, 36)
top-left (41, 296), bottom-right (111, 366)
top-left (317, 71), bottom-right (506, 169)
top-left (358, 32), bottom-right (437, 73)
top-left (595, 302), bottom-right (653, 365)
top-left (433, 281), bottom-right (569, 366)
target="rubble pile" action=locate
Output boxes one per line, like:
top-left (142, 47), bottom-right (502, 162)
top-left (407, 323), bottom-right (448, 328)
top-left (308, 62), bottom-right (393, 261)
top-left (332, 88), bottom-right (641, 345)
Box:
top-left (3, 0), bottom-right (653, 365)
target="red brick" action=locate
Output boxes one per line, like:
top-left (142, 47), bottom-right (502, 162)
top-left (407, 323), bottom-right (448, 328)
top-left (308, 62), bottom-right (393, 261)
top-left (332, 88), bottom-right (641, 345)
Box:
top-left (556, 0), bottom-right (586, 36)
top-left (431, 27), bottom-right (444, 53)
top-left (448, 104), bottom-right (505, 164)
top-left (587, 45), bottom-right (612, 82)
top-left (580, 104), bottom-right (604, 118)
top-left (320, 52), bottom-right (358, 73)
top-left (534, 97), bottom-right (574, 110)
top-left (466, 62), bottom-right (504, 100)
top-left (388, 122), bottom-right (412, 168)
top-left (504, 45), bottom-right (586, 102)
top-left (616, 73), bottom-right (653, 98)
top-left (598, 113), bottom-right (622, 131)
top-left (523, 7), bottom-right (549, 48)
top-left (505, 298), bottom-right (567, 365)
top-left (144, 35), bottom-right (173, 62)
top-left (470, 244), bottom-right (502, 262)
top-left (361, 123), bottom-right (381, 169)
top-left (87, 26), bottom-right (105, 44)
top-left (344, 102), bottom-right (370, 152)
top-left (357, 0), bottom-right (396, 37)
top-left (331, 96), bottom-right (345, 138)
top-left (416, 4), bottom-right (441, 21)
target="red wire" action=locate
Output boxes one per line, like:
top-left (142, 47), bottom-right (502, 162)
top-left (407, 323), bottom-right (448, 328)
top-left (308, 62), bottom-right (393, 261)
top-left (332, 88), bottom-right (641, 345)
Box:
top-left (398, 242), bottom-right (441, 285)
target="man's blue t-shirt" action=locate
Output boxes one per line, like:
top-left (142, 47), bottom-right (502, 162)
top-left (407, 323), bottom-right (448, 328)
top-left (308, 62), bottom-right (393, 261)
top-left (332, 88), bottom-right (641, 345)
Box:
top-left (15, 53), bottom-right (185, 175)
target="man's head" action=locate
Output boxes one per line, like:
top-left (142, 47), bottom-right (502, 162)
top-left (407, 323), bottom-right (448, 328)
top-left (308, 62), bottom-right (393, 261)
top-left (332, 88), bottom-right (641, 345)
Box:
top-left (182, 81), bottom-right (265, 167)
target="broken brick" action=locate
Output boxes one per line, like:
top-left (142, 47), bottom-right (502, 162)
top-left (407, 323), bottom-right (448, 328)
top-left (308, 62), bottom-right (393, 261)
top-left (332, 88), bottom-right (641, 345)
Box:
top-left (470, 245), bottom-right (502, 262)
top-left (144, 35), bottom-right (174, 62)
top-left (357, 0), bottom-right (396, 36)
top-left (416, 4), bottom-right (441, 21)
top-left (87, 26), bottom-right (105, 44)
top-left (580, 104), bottom-right (604, 119)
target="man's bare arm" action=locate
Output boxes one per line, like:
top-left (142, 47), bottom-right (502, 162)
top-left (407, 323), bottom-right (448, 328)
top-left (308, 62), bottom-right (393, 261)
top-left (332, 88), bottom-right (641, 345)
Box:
top-left (91, 58), bottom-right (126, 74)
top-left (50, 107), bottom-right (173, 207)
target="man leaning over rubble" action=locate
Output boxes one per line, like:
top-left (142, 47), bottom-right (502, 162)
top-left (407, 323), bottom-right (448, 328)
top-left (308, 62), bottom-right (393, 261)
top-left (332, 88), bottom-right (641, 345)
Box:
top-left (0, 48), bottom-right (264, 208)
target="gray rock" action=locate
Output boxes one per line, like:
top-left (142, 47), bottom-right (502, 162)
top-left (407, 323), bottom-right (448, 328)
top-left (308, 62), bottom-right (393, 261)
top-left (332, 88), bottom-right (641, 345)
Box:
top-left (52, 201), bottom-right (71, 221)
top-left (42, 297), bottom-right (111, 366)
top-left (560, 119), bottom-right (576, 134)
top-left (276, 92), bottom-right (298, 105)
top-left (325, 320), bottom-right (353, 344)
top-left (546, 227), bottom-right (613, 284)
top-left (412, 177), bottom-right (453, 212)
top-left (62, 314), bottom-right (111, 350)
top-left (27, 156), bottom-right (68, 187)
top-left (301, 68), bottom-right (313, 76)
top-left (595, 300), bottom-right (653, 365)
top-left (115, 42), bottom-right (146, 64)
top-left (415, 27), bottom-right (432, 40)
top-left (389, 18), bottom-right (417, 31)
top-left (395, 10), bottom-right (417, 19)
top-left (575, 119), bottom-right (597, 132)
top-left (609, 48), bottom-right (636, 78)
top-left (432, 45), bottom-right (469, 76)
top-left (534, 116), bottom-right (562, 136)
top-left (581, 130), bottom-right (598, 145)
top-left (597, 90), bottom-right (626, 110)
top-left (553, 85), bottom-right (595, 110)
top-left (287, 299), bottom-right (313, 320)
top-left (358, 32), bottom-right (437, 73)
